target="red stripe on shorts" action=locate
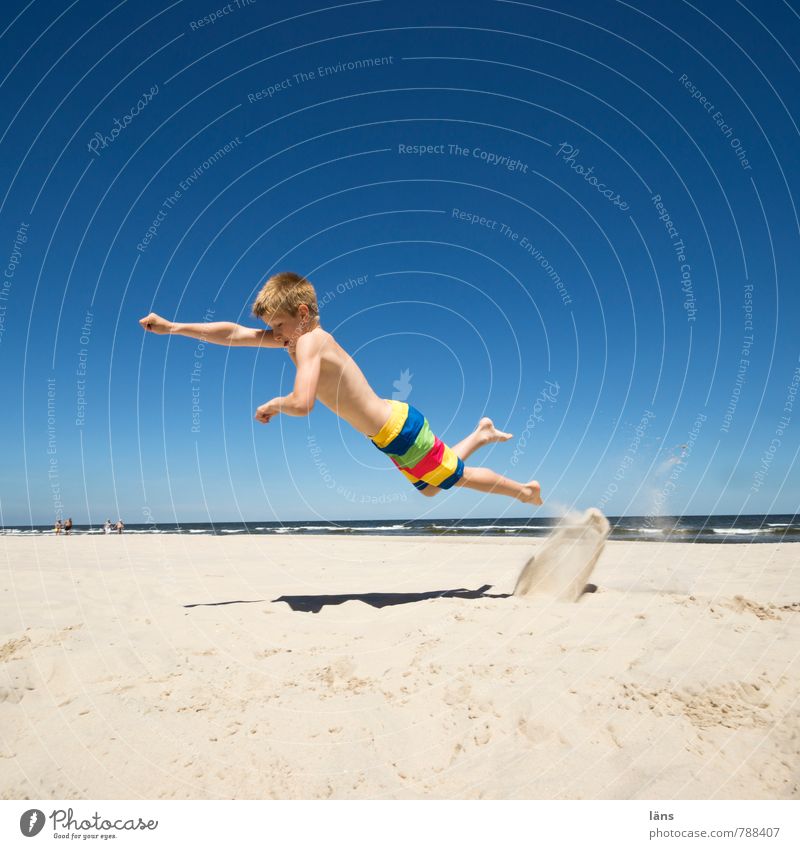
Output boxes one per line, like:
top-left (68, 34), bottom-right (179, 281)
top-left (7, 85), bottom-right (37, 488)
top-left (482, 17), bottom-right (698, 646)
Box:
top-left (405, 437), bottom-right (445, 478)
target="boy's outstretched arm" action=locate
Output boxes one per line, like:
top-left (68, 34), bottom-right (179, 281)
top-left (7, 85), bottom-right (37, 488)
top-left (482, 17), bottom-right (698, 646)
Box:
top-left (139, 311), bottom-right (282, 347)
top-left (255, 333), bottom-right (321, 423)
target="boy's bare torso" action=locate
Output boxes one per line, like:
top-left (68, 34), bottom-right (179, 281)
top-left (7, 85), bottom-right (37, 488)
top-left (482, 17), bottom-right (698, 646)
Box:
top-left (289, 326), bottom-right (392, 438)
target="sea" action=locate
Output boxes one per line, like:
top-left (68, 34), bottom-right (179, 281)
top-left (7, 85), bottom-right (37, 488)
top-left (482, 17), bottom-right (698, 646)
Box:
top-left (1, 514), bottom-right (799, 543)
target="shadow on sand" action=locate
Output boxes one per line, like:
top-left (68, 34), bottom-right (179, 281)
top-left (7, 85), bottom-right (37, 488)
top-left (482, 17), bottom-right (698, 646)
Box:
top-left (184, 599), bottom-right (265, 608)
top-left (272, 583), bottom-right (510, 614)
top-left (183, 584), bottom-right (598, 614)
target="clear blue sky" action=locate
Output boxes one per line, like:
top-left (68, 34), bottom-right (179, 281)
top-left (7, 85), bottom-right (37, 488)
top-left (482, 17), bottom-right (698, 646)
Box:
top-left (1, 0), bottom-right (798, 525)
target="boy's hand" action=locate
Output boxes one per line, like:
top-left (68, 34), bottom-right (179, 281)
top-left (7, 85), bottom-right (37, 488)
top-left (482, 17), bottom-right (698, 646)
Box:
top-left (139, 312), bottom-right (174, 334)
top-left (255, 399), bottom-right (280, 423)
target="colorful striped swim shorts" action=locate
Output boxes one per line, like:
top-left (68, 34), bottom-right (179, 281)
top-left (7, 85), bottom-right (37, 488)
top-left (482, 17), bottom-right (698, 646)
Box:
top-left (368, 399), bottom-right (465, 491)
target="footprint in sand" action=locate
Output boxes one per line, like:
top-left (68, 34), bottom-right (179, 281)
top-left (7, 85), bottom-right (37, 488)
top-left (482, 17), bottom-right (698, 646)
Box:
top-left (514, 507), bottom-right (610, 601)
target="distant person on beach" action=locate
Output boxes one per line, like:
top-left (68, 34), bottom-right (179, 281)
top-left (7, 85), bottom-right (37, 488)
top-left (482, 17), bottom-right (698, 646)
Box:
top-left (104, 519), bottom-right (112, 534)
top-left (115, 520), bottom-right (125, 534)
top-left (64, 518), bottom-right (73, 535)
top-left (140, 272), bottom-right (542, 505)
top-left (54, 519), bottom-right (62, 535)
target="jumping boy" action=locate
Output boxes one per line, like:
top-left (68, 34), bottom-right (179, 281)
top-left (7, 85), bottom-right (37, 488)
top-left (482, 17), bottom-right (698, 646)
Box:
top-left (139, 272), bottom-right (542, 505)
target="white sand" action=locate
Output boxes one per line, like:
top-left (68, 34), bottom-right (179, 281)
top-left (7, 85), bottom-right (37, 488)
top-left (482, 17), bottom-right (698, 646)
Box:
top-left (0, 533), bottom-right (798, 799)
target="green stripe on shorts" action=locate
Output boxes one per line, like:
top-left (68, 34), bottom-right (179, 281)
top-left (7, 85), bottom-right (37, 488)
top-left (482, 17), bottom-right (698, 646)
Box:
top-left (390, 418), bottom-right (435, 468)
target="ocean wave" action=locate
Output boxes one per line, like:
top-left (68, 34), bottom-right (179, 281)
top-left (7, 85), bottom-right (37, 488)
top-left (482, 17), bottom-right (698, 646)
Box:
top-left (452, 524), bottom-right (506, 530)
top-left (498, 524), bottom-right (552, 530)
top-left (3, 517), bottom-right (798, 541)
top-left (428, 523), bottom-right (550, 531)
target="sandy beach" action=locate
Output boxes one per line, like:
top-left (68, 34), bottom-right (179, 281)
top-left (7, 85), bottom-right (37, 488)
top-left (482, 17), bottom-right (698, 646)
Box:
top-left (1, 533), bottom-right (798, 800)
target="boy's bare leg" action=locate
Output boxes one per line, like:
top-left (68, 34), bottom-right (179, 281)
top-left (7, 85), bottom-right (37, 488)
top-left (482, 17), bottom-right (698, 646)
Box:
top-left (419, 417), bottom-right (515, 498)
top-left (454, 466), bottom-right (543, 505)
top-left (450, 417), bottom-right (512, 461)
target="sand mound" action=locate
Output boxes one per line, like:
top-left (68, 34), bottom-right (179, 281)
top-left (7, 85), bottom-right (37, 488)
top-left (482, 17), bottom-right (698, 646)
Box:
top-left (513, 507), bottom-right (610, 601)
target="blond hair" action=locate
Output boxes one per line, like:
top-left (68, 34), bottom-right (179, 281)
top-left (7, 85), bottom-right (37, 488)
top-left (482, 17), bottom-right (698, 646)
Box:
top-left (251, 271), bottom-right (319, 321)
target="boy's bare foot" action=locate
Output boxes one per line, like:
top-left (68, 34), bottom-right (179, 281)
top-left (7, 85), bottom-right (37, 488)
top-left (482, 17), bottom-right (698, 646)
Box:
top-left (478, 417), bottom-right (513, 445)
top-left (518, 480), bottom-right (543, 506)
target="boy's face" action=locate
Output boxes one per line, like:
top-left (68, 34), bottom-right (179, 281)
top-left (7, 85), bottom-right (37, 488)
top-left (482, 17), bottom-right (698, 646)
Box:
top-left (267, 306), bottom-right (311, 348)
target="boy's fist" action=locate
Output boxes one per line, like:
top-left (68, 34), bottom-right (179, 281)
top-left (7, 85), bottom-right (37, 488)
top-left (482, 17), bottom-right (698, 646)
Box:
top-left (139, 312), bottom-right (174, 334)
top-left (255, 400), bottom-right (279, 423)
top-left (255, 403), bottom-right (274, 423)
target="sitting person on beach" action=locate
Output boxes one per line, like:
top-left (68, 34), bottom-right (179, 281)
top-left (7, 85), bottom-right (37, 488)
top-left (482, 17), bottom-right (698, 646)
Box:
top-left (139, 272), bottom-right (542, 505)
top-left (54, 519), bottom-right (62, 535)
top-left (64, 518), bottom-right (73, 535)
top-left (104, 519), bottom-right (112, 534)
top-left (115, 520), bottom-right (125, 534)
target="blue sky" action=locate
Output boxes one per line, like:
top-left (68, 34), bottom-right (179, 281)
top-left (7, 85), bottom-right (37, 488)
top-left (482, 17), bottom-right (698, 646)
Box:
top-left (1, 0), bottom-right (798, 525)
